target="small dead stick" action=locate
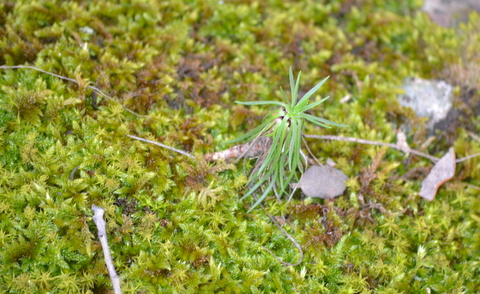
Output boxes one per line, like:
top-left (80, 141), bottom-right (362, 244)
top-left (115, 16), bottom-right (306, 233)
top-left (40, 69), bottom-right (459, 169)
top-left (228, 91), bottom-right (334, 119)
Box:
top-left (204, 136), bottom-right (271, 162)
top-left (456, 152), bottom-right (480, 163)
top-left (0, 65), bottom-right (146, 118)
top-left (128, 134), bottom-right (267, 161)
top-left (305, 134), bottom-right (480, 163)
top-left (92, 205), bottom-right (122, 294)
top-left (127, 135), bottom-right (195, 159)
top-left (206, 133), bottom-right (480, 163)
top-left (468, 131), bottom-right (480, 143)
top-left (305, 134), bottom-right (438, 162)
top-left (257, 194), bottom-right (304, 267)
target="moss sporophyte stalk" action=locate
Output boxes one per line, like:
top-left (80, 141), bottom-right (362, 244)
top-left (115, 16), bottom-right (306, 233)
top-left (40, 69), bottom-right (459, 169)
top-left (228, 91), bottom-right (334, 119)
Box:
top-left (229, 67), bottom-right (348, 211)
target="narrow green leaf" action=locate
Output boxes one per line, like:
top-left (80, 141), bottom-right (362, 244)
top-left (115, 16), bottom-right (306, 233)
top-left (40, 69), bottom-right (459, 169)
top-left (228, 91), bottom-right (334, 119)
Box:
top-left (294, 71), bottom-right (301, 106)
top-left (302, 115), bottom-right (332, 128)
top-left (296, 96), bottom-right (330, 113)
top-left (227, 110), bottom-right (286, 144)
top-left (247, 179), bottom-right (276, 212)
top-left (293, 119), bottom-right (304, 168)
top-left (298, 76), bottom-right (329, 105)
top-left (301, 113), bottom-right (349, 128)
top-left (255, 118), bottom-right (288, 176)
top-left (241, 167), bottom-right (276, 200)
top-left (226, 119), bottom-right (272, 144)
top-left (280, 87), bottom-right (289, 104)
top-left (286, 119), bottom-right (298, 172)
top-left (289, 67), bottom-right (295, 105)
top-left (290, 119), bottom-right (303, 175)
top-left (278, 168), bottom-right (297, 197)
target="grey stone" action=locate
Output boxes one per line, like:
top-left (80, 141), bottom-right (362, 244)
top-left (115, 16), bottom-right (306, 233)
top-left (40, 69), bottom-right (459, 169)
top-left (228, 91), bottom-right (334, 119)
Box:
top-left (422, 0), bottom-right (480, 28)
top-left (398, 77), bottom-right (454, 132)
top-left (295, 165), bottom-right (348, 199)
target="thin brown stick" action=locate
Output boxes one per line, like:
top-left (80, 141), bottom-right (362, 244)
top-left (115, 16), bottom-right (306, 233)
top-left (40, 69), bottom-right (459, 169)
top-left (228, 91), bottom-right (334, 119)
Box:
top-left (468, 131), bottom-right (480, 143)
top-left (304, 134), bottom-right (480, 163)
top-left (304, 134), bottom-right (439, 162)
top-left (127, 135), bottom-right (195, 159)
top-left (302, 136), bottom-right (321, 166)
top-left (259, 201), bottom-right (304, 267)
top-left (456, 152), bottom-right (480, 163)
top-left (465, 183), bottom-right (480, 190)
top-left (0, 65), bottom-right (146, 117)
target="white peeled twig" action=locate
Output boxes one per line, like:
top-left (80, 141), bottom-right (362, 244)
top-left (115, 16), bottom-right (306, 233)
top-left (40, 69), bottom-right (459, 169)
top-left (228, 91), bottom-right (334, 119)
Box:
top-left (304, 134), bottom-right (480, 164)
top-left (127, 134), bottom-right (195, 159)
top-left (304, 134), bottom-right (439, 162)
top-left (92, 205), bottom-right (122, 294)
top-left (0, 65), bottom-right (146, 118)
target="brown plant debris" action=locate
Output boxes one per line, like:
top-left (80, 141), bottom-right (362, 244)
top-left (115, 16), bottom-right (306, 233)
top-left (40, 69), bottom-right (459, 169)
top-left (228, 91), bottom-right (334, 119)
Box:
top-left (419, 147), bottom-right (456, 201)
top-left (204, 136), bottom-right (271, 162)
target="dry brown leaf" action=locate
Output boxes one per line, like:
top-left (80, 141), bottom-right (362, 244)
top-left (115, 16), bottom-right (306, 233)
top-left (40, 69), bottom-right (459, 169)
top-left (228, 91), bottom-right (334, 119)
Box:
top-left (419, 147), bottom-right (456, 201)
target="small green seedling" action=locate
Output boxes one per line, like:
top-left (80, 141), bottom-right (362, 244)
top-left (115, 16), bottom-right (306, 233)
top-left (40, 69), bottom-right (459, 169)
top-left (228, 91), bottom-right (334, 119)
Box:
top-left (230, 67), bottom-right (347, 211)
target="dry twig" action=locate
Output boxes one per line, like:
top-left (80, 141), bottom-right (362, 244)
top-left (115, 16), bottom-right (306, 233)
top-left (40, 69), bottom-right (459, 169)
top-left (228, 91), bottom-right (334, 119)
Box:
top-left (92, 205), bottom-right (122, 294)
top-left (259, 201), bottom-right (304, 267)
top-left (304, 134), bottom-right (439, 162)
top-left (304, 134), bottom-right (480, 163)
top-left (127, 135), bottom-right (195, 159)
top-left (0, 65), bottom-right (146, 117)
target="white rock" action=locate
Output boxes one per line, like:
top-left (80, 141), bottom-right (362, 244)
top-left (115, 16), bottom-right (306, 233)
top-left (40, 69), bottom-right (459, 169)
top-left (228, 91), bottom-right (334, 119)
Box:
top-left (398, 77), bottom-right (454, 132)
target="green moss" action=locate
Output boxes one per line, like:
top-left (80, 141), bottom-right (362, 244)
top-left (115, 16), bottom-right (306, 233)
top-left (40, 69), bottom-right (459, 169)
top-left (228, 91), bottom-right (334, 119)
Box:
top-left (0, 0), bottom-right (479, 292)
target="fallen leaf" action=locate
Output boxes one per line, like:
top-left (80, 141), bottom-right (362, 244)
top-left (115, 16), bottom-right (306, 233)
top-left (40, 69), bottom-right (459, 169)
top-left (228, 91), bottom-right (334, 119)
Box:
top-left (419, 147), bottom-right (456, 201)
top-left (295, 165), bottom-right (348, 199)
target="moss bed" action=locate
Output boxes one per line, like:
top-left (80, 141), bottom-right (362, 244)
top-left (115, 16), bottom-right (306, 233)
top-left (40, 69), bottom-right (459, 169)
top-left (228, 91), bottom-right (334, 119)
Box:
top-left (1, 0), bottom-right (479, 293)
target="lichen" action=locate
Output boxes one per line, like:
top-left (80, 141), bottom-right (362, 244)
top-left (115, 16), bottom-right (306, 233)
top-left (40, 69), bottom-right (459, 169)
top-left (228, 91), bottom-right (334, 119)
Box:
top-left (0, 0), bottom-right (479, 293)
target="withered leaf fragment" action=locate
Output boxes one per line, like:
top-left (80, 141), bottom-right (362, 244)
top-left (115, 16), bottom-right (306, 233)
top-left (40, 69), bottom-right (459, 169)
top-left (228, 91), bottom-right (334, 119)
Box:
top-left (419, 147), bottom-right (456, 201)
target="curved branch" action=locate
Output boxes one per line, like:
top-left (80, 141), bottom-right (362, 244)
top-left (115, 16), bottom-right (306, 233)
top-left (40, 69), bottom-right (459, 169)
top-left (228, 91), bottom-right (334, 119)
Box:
top-left (0, 65), bottom-right (146, 117)
top-left (304, 134), bottom-right (439, 162)
top-left (258, 201), bottom-right (303, 267)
